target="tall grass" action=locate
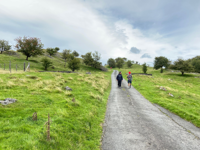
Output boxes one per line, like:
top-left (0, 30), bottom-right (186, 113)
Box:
top-left (0, 67), bottom-right (112, 149)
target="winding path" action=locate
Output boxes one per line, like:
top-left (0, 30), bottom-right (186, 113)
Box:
top-left (102, 70), bottom-right (200, 150)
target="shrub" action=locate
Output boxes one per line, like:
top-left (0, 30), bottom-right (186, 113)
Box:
top-left (142, 63), bottom-right (147, 74)
top-left (41, 57), bottom-right (53, 71)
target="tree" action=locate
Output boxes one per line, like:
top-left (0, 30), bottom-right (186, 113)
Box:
top-left (188, 56), bottom-right (200, 73)
top-left (192, 59), bottom-right (200, 73)
top-left (170, 58), bottom-right (194, 75)
top-left (82, 52), bottom-right (94, 66)
top-left (62, 49), bottom-right (71, 67)
top-left (68, 55), bottom-right (81, 71)
top-left (136, 61), bottom-right (138, 64)
top-left (127, 60), bottom-right (133, 68)
top-left (41, 57), bottom-right (53, 71)
top-left (107, 58), bottom-right (116, 68)
top-left (142, 63), bottom-right (147, 74)
top-left (92, 51), bottom-right (101, 68)
top-left (72, 50), bottom-right (79, 57)
top-left (116, 58), bottom-right (124, 69)
top-left (123, 57), bottom-right (127, 62)
top-left (15, 36), bottom-right (44, 60)
top-left (154, 56), bottom-right (170, 73)
top-left (46, 47), bottom-right (60, 56)
top-left (131, 61), bottom-right (134, 64)
top-left (0, 40), bottom-right (11, 54)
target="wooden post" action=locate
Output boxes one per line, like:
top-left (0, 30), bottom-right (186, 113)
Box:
top-left (24, 62), bottom-right (25, 71)
top-left (47, 113), bottom-right (50, 141)
top-left (32, 112), bottom-right (37, 121)
top-left (9, 61), bottom-right (11, 73)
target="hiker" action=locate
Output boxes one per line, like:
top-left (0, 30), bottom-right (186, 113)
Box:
top-left (116, 71), bottom-right (123, 87)
top-left (127, 72), bottom-right (132, 88)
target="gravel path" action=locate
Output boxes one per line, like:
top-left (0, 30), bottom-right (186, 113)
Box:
top-left (102, 70), bottom-right (200, 150)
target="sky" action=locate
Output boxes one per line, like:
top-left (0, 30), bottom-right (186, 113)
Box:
top-left (0, 0), bottom-right (200, 66)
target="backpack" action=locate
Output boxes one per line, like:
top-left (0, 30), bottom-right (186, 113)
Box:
top-left (127, 74), bottom-right (132, 81)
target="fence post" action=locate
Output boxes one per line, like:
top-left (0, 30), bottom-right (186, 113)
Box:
top-left (47, 114), bottom-right (50, 141)
top-left (9, 61), bottom-right (11, 73)
top-left (24, 62), bottom-right (25, 71)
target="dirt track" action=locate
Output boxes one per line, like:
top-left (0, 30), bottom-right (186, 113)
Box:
top-left (102, 70), bottom-right (200, 150)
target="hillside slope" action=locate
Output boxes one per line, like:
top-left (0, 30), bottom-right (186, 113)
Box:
top-left (0, 51), bottom-right (100, 72)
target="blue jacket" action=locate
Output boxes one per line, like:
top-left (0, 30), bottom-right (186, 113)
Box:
top-left (116, 74), bottom-right (123, 81)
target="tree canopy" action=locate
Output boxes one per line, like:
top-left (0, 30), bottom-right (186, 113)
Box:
top-left (0, 40), bottom-right (11, 54)
top-left (107, 58), bottom-right (116, 68)
top-left (116, 58), bottom-right (124, 69)
top-left (15, 36), bottom-right (44, 60)
top-left (68, 55), bottom-right (81, 71)
top-left (82, 51), bottom-right (101, 69)
top-left (154, 56), bottom-right (170, 73)
top-left (170, 58), bottom-right (194, 75)
top-left (127, 60), bottom-right (133, 68)
top-left (72, 50), bottom-right (79, 57)
top-left (188, 56), bottom-right (200, 73)
top-left (46, 47), bottom-right (60, 56)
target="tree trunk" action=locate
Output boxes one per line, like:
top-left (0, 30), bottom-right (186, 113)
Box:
top-left (182, 71), bottom-right (184, 75)
top-left (26, 56), bottom-right (29, 60)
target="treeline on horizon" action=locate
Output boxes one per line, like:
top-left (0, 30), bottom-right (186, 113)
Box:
top-left (107, 55), bottom-right (200, 75)
top-left (0, 36), bottom-right (106, 71)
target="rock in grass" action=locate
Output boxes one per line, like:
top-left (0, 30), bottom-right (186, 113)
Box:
top-left (168, 93), bottom-right (173, 97)
top-left (66, 86), bottom-right (72, 91)
top-left (86, 72), bottom-right (91, 74)
top-left (160, 86), bottom-right (167, 91)
top-left (0, 98), bottom-right (17, 105)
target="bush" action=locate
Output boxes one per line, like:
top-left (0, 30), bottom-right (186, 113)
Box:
top-left (68, 55), bottom-right (81, 71)
top-left (41, 57), bottom-right (53, 71)
top-left (142, 63), bottom-right (147, 74)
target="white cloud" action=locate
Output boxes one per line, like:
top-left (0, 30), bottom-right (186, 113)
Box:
top-left (0, 0), bottom-right (200, 66)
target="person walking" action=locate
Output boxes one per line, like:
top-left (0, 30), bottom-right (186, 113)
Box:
top-left (116, 71), bottom-right (123, 88)
top-left (127, 72), bottom-right (132, 88)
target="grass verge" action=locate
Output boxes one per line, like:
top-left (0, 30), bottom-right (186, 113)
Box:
top-left (0, 70), bottom-right (112, 149)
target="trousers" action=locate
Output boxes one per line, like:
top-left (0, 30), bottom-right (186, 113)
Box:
top-left (118, 80), bottom-right (122, 87)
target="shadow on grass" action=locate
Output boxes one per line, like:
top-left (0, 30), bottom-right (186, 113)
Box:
top-left (164, 73), bottom-right (196, 78)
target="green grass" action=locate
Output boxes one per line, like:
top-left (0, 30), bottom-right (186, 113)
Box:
top-left (0, 52), bottom-right (112, 149)
top-left (0, 51), bottom-right (97, 72)
top-left (119, 64), bottom-right (200, 127)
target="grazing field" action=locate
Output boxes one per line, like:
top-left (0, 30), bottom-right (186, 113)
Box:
top-left (0, 52), bottom-right (112, 149)
top-left (0, 71), bottom-right (111, 149)
top-left (120, 64), bottom-right (200, 127)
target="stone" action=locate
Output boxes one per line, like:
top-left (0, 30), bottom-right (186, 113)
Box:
top-left (66, 86), bottom-right (72, 91)
top-left (86, 72), bottom-right (91, 74)
top-left (160, 86), bottom-right (167, 91)
top-left (0, 98), bottom-right (17, 105)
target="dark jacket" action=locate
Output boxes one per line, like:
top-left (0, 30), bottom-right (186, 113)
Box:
top-left (116, 74), bottom-right (123, 81)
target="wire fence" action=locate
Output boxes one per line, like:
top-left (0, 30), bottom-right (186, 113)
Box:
top-left (0, 62), bottom-right (30, 72)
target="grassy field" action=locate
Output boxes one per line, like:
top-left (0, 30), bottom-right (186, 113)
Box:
top-left (120, 64), bottom-right (200, 127)
top-left (0, 52), bottom-right (112, 149)
top-left (1, 52), bottom-right (200, 149)
top-left (0, 51), bottom-right (94, 72)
